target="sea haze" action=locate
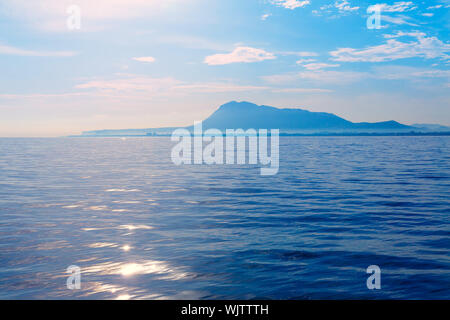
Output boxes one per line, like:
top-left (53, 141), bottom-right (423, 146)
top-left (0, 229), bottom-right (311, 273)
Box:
top-left (0, 136), bottom-right (449, 299)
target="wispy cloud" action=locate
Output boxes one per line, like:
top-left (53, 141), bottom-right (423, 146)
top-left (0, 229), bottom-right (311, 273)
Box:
top-left (74, 74), bottom-right (335, 96)
top-left (3, 0), bottom-right (187, 32)
top-left (365, 2), bottom-right (419, 27)
top-left (318, 0), bottom-right (359, 15)
top-left (302, 63), bottom-right (340, 70)
top-left (372, 65), bottom-right (450, 80)
top-left (427, 5), bottom-right (443, 10)
top-left (297, 70), bottom-right (368, 84)
top-left (368, 2), bottom-right (417, 13)
top-left (324, 0), bottom-right (359, 12)
top-left (330, 32), bottom-right (450, 62)
top-left (75, 76), bottom-right (181, 92)
top-left (263, 70), bottom-right (368, 85)
top-left (296, 58), bottom-right (316, 64)
top-left (382, 15), bottom-right (418, 26)
top-left (204, 47), bottom-right (276, 65)
top-left (0, 43), bottom-right (77, 57)
top-left (75, 75), bottom-right (270, 94)
top-left (279, 51), bottom-right (318, 57)
top-left (261, 13), bottom-right (272, 21)
top-left (270, 0), bottom-right (310, 10)
top-left (6, 0), bottom-right (183, 19)
top-left (132, 57), bottom-right (156, 63)
top-left (272, 88), bottom-right (333, 93)
top-left (334, 0), bottom-right (359, 12)
top-left (264, 64), bottom-right (450, 86)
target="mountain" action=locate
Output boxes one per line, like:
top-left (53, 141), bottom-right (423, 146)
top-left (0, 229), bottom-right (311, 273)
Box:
top-left (81, 101), bottom-right (427, 136)
top-left (199, 101), bottom-right (411, 131)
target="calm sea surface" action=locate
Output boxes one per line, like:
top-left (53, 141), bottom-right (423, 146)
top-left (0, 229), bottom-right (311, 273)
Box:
top-left (0, 136), bottom-right (449, 299)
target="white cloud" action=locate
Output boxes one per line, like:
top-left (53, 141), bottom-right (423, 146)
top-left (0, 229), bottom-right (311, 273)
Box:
top-left (271, 0), bottom-right (310, 10)
top-left (204, 47), bottom-right (276, 65)
top-left (368, 2), bottom-right (417, 13)
top-left (381, 15), bottom-right (418, 26)
top-left (427, 5), bottom-right (443, 10)
top-left (422, 13), bottom-right (434, 17)
top-left (366, 2), bottom-right (419, 27)
top-left (296, 58), bottom-right (316, 64)
top-left (0, 43), bottom-right (77, 57)
top-left (334, 1), bottom-right (359, 12)
top-left (261, 13), bottom-right (272, 20)
top-left (132, 57), bottom-right (156, 63)
top-left (319, 1), bottom-right (359, 14)
top-left (302, 63), bottom-right (340, 70)
top-left (330, 32), bottom-right (450, 62)
top-left (383, 31), bottom-right (425, 39)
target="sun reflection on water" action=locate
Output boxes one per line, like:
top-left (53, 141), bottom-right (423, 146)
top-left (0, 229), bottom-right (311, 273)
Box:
top-left (82, 260), bottom-right (189, 280)
top-left (87, 242), bottom-right (118, 249)
top-left (118, 224), bottom-right (153, 231)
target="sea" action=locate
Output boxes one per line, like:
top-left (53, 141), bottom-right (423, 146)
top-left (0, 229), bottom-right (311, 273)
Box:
top-left (0, 136), bottom-right (449, 299)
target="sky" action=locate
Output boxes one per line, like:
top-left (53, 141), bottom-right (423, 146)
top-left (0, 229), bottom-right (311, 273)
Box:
top-left (0, 0), bottom-right (449, 137)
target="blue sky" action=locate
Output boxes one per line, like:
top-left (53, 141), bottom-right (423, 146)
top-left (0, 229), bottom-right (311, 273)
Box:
top-left (0, 0), bottom-right (449, 136)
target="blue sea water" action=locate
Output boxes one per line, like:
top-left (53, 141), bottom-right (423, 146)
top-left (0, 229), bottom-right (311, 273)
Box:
top-left (0, 136), bottom-right (449, 299)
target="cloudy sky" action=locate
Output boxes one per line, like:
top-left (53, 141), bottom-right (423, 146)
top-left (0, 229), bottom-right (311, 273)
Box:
top-left (0, 0), bottom-right (449, 136)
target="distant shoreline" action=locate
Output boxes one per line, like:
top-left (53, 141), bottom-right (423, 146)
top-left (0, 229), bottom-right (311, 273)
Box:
top-left (69, 132), bottom-right (450, 138)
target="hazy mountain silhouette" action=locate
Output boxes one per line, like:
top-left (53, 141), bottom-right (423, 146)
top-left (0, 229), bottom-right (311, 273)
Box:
top-left (82, 101), bottom-right (431, 136)
top-left (200, 101), bottom-right (410, 131)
